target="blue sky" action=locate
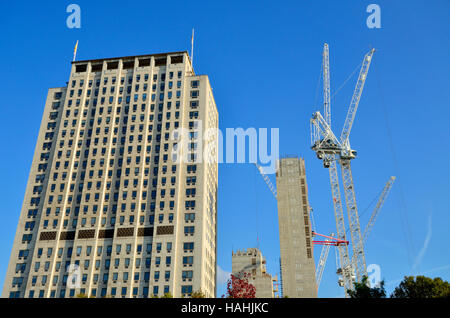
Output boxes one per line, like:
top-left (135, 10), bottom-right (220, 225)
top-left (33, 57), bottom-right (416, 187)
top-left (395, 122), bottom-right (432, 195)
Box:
top-left (0, 0), bottom-right (449, 297)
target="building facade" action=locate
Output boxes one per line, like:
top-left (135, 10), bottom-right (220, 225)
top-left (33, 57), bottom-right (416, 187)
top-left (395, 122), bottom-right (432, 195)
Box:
top-left (231, 248), bottom-right (277, 298)
top-left (3, 51), bottom-right (219, 298)
top-left (275, 157), bottom-right (317, 298)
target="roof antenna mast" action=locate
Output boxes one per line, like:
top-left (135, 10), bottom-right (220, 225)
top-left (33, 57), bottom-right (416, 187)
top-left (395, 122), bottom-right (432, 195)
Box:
top-left (73, 40), bottom-right (79, 62)
top-left (190, 28), bottom-right (195, 69)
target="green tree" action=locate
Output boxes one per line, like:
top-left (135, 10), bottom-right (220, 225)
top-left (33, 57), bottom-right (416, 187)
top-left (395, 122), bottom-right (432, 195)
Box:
top-left (162, 292), bottom-right (173, 298)
top-left (391, 276), bottom-right (450, 298)
top-left (76, 293), bottom-right (88, 298)
top-left (347, 276), bottom-right (386, 298)
top-left (191, 290), bottom-right (206, 298)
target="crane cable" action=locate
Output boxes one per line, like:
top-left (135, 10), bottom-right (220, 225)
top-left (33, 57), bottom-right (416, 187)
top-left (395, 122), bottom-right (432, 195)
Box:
top-left (373, 57), bottom-right (415, 268)
top-left (254, 166), bottom-right (260, 250)
top-left (313, 57), bottom-right (323, 111)
top-left (331, 61), bottom-right (363, 101)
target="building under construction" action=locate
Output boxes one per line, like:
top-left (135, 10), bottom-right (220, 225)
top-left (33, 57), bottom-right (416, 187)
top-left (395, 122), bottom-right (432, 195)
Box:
top-left (275, 157), bottom-right (317, 298)
top-left (254, 44), bottom-right (394, 298)
top-left (231, 248), bottom-right (277, 298)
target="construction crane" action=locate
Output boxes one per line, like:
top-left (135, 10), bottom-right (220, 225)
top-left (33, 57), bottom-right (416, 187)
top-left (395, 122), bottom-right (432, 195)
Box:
top-left (362, 176), bottom-right (396, 245)
top-left (315, 233), bottom-right (334, 289)
top-left (314, 177), bottom-right (395, 291)
top-left (252, 166), bottom-right (392, 291)
top-left (310, 44), bottom-right (376, 294)
top-left (254, 163), bottom-right (277, 199)
top-left (312, 232), bottom-right (349, 290)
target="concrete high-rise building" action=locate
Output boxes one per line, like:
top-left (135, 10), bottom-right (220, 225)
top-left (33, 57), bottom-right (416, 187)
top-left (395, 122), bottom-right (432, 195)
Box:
top-left (275, 157), bottom-right (317, 298)
top-left (3, 51), bottom-right (218, 298)
top-left (232, 248), bottom-right (277, 298)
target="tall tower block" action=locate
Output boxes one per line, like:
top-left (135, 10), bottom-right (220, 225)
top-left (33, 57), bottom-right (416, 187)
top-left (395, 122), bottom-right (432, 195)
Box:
top-left (275, 157), bottom-right (317, 298)
top-left (3, 51), bottom-right (219, 298)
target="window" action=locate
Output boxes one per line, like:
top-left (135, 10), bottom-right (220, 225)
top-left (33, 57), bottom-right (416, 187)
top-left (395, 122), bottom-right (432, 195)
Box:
top-left (181, 285), bottom-right (193, 295)
top-left (185, 213), bottom-right (195, 222)
top-left (182, 256), bottom-right (193, 266)
top-left (183, 242), bottom-right (194, 252)
top-left (185, 200), bottom-right (195, 209)
top-left (182, 271), bottom-right (193, 280)
top-left (186, 188), bottom-right (196, 197)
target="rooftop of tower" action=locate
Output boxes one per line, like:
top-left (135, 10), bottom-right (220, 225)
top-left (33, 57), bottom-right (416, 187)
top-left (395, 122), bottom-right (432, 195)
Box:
top-left (71, 50), bottom-right (190, 65)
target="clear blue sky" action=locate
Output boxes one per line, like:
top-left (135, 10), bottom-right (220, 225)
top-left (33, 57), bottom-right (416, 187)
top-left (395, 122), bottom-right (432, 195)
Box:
top-left (0, 0), bottom-right (449, 298)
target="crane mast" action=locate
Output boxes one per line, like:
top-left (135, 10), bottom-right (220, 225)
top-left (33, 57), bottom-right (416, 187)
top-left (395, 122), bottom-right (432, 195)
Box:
top-left (340, 160), bottom-right (366, 281)
top-left (328, 160), bottom-right (354, 290)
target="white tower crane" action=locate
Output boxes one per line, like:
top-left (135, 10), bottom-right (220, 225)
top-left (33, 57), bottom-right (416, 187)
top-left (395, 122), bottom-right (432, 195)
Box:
top-left (314, 177), bottom-right (395, 291)
top-left (254, 163), bottom-right (277, 199)
top-left (311, 44), bottom-right (375, 294)
top-left (362, 176), bottom-right (396, 245)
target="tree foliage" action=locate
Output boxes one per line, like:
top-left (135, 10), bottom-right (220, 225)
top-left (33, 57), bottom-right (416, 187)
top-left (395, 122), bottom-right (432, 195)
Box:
top-left (191, 290), bottom-right (206, 298)
top-left (347, 276), bottom-right (386, 298)
top-left (391, 276), bottom-right (450, 298)
top-left (223, 273), bottom-right (256, 298)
